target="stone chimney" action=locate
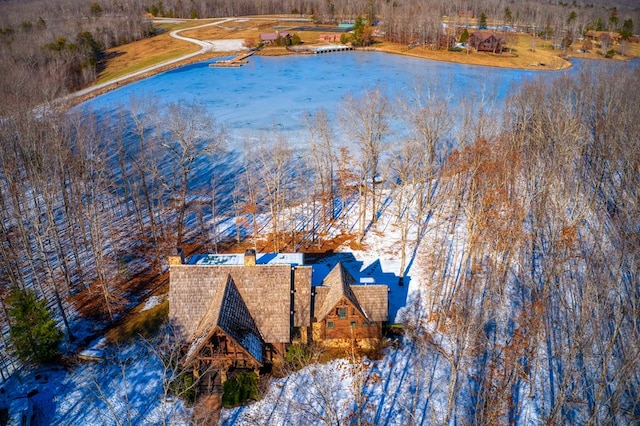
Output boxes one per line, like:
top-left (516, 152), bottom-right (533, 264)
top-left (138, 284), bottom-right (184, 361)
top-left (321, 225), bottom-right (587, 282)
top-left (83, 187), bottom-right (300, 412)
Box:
top-left (168, 247), bottom-right (184, 266)
top-left (244, 248), bottom-right (256, 266)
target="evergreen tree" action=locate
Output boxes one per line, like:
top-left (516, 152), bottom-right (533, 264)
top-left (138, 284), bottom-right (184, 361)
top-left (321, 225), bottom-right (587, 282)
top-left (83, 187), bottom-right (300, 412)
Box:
top-left (222, 372), bottom-right (259, 407)
top-left (352, 15), bottom-right (366, 47)
top-left (352, 15), bottom-right (374, 47)
top-left (478, 13), bottom-right (488, 29)
top-left (621, 18), bottom-right (633, 40)
top-left (460, 28), bottom-right (470, 43)
top-left (8, 288), bottom-right (63, 364)
top-left (503, 7), bottom-right (512, 26)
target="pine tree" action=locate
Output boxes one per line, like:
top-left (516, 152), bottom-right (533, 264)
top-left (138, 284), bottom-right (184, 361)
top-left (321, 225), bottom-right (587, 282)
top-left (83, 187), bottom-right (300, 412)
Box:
top-left (352, 15), bottom-right (367, 47)
top-left (8, 288), bottom-right (63, 364)
top-left (478, 13), bottom-right (488, 29)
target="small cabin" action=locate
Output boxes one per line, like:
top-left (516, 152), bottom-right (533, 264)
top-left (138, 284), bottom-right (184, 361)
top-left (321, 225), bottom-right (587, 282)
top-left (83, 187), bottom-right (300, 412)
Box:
top-left (260, 31), bottom-right (290, 45)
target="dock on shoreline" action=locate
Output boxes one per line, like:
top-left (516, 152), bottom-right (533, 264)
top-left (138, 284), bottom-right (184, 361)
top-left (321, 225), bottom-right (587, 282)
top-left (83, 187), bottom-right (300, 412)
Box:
top-left (209, 49), bottom-right (256, 67)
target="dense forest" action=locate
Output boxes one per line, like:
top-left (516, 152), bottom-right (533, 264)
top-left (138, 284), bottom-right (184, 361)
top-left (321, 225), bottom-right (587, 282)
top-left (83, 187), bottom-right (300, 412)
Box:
top-left (0, 0), bottom-right (639, 423)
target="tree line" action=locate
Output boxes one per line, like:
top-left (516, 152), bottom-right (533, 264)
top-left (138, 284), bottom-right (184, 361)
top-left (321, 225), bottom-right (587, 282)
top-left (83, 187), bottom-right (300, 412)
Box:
top-left (0, 0), bottom-right (154, 111)
top-left (195, 62), bottom-right (637, 424)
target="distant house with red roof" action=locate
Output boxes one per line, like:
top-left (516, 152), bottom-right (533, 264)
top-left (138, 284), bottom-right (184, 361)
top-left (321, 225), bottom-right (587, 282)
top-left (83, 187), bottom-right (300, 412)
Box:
top-left (260, 31), bottom-right (290, 45)
top-left (469, 31), bottom-right (504, 53)
top-left (585, 30), bottom-right (621, 45)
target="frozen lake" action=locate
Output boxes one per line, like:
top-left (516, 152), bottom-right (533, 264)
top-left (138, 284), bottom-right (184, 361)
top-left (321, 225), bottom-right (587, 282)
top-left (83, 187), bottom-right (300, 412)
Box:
top-left (81, 53), bottom-right (540, 137)
top-left (79, 52), bottom-right (627, 149)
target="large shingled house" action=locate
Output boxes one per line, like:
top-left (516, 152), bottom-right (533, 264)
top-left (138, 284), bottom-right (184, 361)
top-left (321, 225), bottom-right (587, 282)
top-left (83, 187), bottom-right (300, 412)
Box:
top-left (168, 248), bottom-right (388, 393)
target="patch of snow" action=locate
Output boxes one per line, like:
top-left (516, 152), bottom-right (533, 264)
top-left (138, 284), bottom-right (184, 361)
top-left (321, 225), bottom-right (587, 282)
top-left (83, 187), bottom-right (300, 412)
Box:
top-left (207, 39), bottom-right (247, 52)
top-left (141, 295), bottom-right (165, 312)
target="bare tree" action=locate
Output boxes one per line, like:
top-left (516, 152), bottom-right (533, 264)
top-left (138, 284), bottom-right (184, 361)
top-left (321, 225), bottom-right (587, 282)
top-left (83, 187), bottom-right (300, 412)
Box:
top-left (251, 135), bottom-right (293, 252)
top-left (157, 101), bottom-right (226, 246)
top-left (342, 87), bottom-right (392, 233)
top-left (305, 109), bottom-right (337, 235)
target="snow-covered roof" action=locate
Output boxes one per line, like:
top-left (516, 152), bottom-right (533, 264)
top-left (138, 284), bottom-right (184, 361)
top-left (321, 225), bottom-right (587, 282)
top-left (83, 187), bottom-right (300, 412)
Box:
top-left (191, 252), bottom-right (304, 266)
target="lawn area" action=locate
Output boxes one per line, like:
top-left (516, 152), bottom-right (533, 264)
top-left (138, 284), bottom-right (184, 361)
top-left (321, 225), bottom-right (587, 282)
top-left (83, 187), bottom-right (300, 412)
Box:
top-left (97, 23), bottom-right (201, 84)
top-left (181, 18), bottom-right (331, 46)
top-left (372, 34), bottom-right (571, 70)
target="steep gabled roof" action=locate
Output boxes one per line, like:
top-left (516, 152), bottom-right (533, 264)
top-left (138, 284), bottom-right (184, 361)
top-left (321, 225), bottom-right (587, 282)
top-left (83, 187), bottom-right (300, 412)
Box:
top-left (183, 275), bottom-right (264, 366)
top-left (470, 31), bottom-right (503, 42)
top-left (352, 285), bottom-right (389, 322)
top-left (170, 262), bottom-right (312, 344)
top-left (315, 262), bottom-right (366, 321)
top-left (314, 262), bottom-right (389, 323)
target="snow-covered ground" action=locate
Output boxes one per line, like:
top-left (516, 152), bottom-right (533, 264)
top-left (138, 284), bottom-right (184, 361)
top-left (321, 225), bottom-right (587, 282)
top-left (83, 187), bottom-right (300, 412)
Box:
top-left (0, 183), bottom-right (432, 425)
top-left (207, 39), bottom-right (247, 51)
top-left (2, 47), bottom-right (636, 425)
top-left (0, 342), bottom-right (190, 425)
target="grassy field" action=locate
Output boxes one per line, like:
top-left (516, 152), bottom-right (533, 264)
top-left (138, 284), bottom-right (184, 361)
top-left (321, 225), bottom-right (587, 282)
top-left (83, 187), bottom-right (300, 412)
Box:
top-left (96, 22), bottom-right (202, 84)
top-left (96, 16), bottom-right (640, 86)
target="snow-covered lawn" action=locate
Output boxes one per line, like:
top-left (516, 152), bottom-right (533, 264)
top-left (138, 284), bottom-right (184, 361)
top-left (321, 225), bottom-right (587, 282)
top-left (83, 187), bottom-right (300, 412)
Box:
top-left (207, 39), bottom-right (247, 52)
top-left (0, 342), bottom-right (190, 425)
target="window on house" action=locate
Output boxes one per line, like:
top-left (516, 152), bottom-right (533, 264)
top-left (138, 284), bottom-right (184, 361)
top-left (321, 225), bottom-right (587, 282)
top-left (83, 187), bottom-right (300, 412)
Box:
top-left (362, 321), bottom-right (369, 327)
top-left (327, 321), bottom-right (334, 329)
top-left (350, 321), bottom-right (357, 328)
top-left (338, 308), bottom-right (347, 319)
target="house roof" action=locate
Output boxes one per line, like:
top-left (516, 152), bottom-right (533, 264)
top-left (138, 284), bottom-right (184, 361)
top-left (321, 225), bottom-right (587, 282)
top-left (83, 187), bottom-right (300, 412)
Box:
top-left (314, 263), bottom-right (388, 322)
top-left (470, 31), bottom-right (501, 42)
top-left (170, 261), bottom-right (312, 344)
top-left (315, 262), bottom-right (365, 320)
top-left (183, 275), bottom-right (264, 366)
top-left (260, 32), bottom-right (290, 41)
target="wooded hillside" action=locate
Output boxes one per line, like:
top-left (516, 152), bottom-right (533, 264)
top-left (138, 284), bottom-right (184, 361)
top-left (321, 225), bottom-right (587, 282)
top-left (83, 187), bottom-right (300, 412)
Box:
top-left (0, 1), bottom-right (638, 422)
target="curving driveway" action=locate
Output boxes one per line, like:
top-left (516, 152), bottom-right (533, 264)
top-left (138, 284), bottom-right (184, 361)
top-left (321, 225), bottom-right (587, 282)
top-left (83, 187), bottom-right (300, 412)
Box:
top-left (68, 18), bottom-right (236, 100)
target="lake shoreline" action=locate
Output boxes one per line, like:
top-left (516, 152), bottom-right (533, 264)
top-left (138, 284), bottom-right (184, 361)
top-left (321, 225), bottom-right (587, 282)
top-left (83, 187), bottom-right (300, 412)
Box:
top-left (72, 43), bottom-right (637, 109)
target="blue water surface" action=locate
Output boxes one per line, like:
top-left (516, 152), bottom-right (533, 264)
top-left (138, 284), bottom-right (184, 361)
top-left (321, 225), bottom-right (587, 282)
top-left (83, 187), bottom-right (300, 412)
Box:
top-left (80, 52), bottom-right (622, 149)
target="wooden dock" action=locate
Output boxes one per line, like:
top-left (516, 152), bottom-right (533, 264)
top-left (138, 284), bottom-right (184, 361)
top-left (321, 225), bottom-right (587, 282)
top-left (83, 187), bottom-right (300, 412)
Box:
top-left (209, 50), bottom-right (256, 68)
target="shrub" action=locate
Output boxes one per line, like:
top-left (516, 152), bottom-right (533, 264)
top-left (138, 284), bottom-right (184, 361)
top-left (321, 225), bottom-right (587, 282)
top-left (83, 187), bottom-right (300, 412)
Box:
top-left (284, 342), bottom-right (314, 370)
top-left (222, 372), bottom-right (259, 407)
top-left (168, 371), bottom-right (197, 404)
top-left (459, 28), bottom-right (470, 44)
